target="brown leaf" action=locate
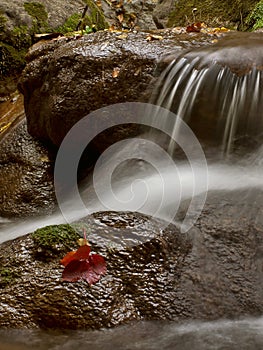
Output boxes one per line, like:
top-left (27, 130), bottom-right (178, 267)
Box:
top-left (117, 13), bottom-right (124, 23)
top-left (146, 34), bottom-right (163, 41)
top-left (112, 67), bottom-right (120, 78)
top-left (186, 22), bottom-right (206, 33)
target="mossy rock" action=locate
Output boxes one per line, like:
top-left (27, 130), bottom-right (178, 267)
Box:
top-left (245, 0), bottom-right (263, 30)
top-left (57, 13), bottom-right (83, 34)
top-left (0, 12), bottom-right (7, 33)
top-left (31, 223), bottom-right (91, 260)
top-left (82, 0), bottom-right (109, 31)
top-left (24, 2), bottom-right (49, 33)
top-left (0, 42), bottom-right (27, 77)
top-left (0, 267), bottom-right (20, 287)
top-left (168, 0), bottom-right (259, 29)
top-left (8, 25), bottom-right (32, 50)
top-left (0, 0), bottom-right (108, 87)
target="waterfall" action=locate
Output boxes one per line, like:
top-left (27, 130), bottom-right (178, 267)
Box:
top-left (150, 33), bottom-right (263, 155)
top-left (1, 33), bottom-right (263, 245)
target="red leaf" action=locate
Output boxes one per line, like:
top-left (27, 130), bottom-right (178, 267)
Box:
top-left (186, 22), bottom-right (202, 33)
top-left (62, 255), bottom-right (107, 285)
top-left (62, 259), bottom-right (90, 282)
top-left (71, 245), bottom-right (91, 260)
top-left (60, 250), bottom-right (76, 266)
top-left (60, 245), bottom-right (91, 267)
top-left (89, 254), bottom-right (107, 275)
top-left (61, 244), bottom-right (106, 285)
top-left (83, 254), bottom-right (107, 285)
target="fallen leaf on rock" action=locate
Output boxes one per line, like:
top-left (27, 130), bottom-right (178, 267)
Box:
top-left (112, 67), bottom-right (120, 78)
top-left (186, 22), bottom-right (205, 33)
top-left (212, 27), bottom-right (230, 33)
top-left (108, 25), bottom-right (116, 31)
top-left (60, 245), bottom-right (91, 266)
top-left (60, 231), bottom-right (106, 285)
top-left (116, 33), bottom-right (128, 39)
top-left (117, 13), bottom-right (124, 23)
top-left (146, 34), bottom-right (163, 41)
top-left (62, 254), bottom-right (107, 284)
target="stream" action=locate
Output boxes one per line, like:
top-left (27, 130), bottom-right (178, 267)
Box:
top-left (1, 317), bottom-right (263, 350)
top-left (1, 32), bottom-right (263, 348)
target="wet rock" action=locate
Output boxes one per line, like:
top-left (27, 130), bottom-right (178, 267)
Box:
top-left (0, 212), bottom-right (191, 329)
top-left (1, 202), bottom-right (263, 329)
top-left (0, 108), bottom-right (56, 218)
top-left (180, 32), bottom-right (263, 75)
top-left (18, 29), bottom-right (215, 149)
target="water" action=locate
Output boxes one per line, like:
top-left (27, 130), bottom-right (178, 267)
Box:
top-left (1, 317), bottom-right (263, 349)
top-left (151, 32), bottom-right (263, 155)
top-left (1, 32), bottom-right (263, 348)
top-left (1, 146), bottom-right (263, 245)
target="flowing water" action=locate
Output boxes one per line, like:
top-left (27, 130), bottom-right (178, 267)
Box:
top-left (1, 32), bottom-right (263, 348)
top-left (1, 317), bottom-right (263, 350)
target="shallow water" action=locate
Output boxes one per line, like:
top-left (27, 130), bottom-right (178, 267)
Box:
top-left (1, 317), bottom-right (263, 350)
top-left (1, 145), bottom-right (263, 245)
top-left (1, 33), bottom-right (263, 348)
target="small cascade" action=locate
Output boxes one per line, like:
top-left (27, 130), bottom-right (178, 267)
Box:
top-left (151, 33), bottom-right (263, 155)
top-left (1, 34), bottom-right (263, 245)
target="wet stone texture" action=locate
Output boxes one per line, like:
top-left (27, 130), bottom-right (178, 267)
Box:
top-left (18, 29), bottom-right (217, 149)
top-left (1, 203), bottom-right (263, 329)
top-left (0, 212), bottom-right (191, 329)
top-left (0, 118), bottom-right (56, 218)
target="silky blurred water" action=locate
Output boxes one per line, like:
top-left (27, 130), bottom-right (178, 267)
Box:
top-left (1, 317), bottom-right (263, 350)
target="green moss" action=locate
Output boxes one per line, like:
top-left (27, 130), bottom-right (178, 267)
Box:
top-left (168, 0), bottom-right (258, 29)
top-left (80, 0), bottom-right (109, 31)
top-left (31, 224), bottom-right (80, 252)
top-left (0, 13), bottom-right (7, 32)
top-left (31, 223), bottom-right (93, 260)
top-left (24, 2), bottom-right (49, 32)
top-left (57, 13), bottom-right (82, 34)
top-left (10, 25), bottom-right (31, 50)
top-left (55, 1), bottom-right (108, 36)
top-left (246, 0), bottom-right (263, 30)
top-left (0, 268), bottom-right (20, 287)
top-left (0, 42), bottom-right (27, 77)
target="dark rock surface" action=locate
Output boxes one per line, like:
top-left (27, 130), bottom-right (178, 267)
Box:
top-left (0, 113), bottom-right (55, 218)
top-left (181, 32), bottom-right (263, 74)
top-left (18, 29), bottom-right (217, 148)
top-left (1, 198), bottom-right (263, 329)
top-left (0, 212), bottom-right (191, 329)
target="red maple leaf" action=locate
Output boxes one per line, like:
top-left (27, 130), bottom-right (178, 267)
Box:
top-left (60, 241), bottom-right (106, 285)
top-left (186, 22), bottom-right (202, 33)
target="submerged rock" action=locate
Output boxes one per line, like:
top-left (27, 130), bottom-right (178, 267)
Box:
top-left (1, 202), bottom-right (263, 329)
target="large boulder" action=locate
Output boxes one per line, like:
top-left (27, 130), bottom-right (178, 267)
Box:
top-left (18, 29), bottom-right (216, 148)
top-left (1, 193), bottom-right (263, 329)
